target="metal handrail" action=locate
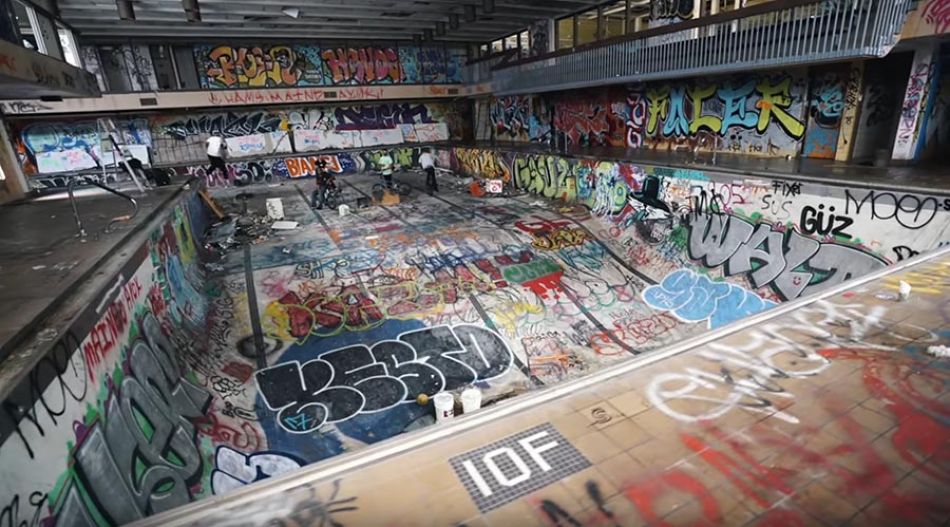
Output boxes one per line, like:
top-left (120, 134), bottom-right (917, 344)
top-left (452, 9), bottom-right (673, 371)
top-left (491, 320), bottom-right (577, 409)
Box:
top-left (471, 0), bottom-right (913, 95)
top-left (68, 176), bottom-right (140, 238)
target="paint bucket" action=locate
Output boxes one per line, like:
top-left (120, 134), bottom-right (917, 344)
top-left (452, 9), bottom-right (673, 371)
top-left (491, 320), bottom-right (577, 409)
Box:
top-left (433, 392), bottom-right (455, 422)
top-left (338, 204), bottom-right (351, 217)
top-left (898, 280), bottom-right (912, 301)
top-left (265, 198), bottom-right (285, 220)
top-left (460, 388), bottom-right (482, 414)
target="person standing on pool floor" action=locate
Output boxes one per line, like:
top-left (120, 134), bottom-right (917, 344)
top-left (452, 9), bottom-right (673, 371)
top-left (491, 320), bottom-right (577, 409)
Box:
top-left (378, 151), bottom-right (394, 188)
top-left (419, 149), bottom-right (438, 195)
top-left (206, 135), bottom-right (229, 184)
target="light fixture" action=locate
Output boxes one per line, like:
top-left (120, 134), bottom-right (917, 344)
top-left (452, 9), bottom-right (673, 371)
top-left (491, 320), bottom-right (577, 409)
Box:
top-left (116, 0), bottom-right (135, 20)
top-left (281, 7), bottom-right (300, 18)
top-left (182, 0), bottom-right (201, 22)
top-left (464, 4), bottom-right (477, 22)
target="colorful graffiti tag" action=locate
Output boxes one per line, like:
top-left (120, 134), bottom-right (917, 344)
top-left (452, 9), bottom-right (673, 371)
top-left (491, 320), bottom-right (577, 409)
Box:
top-left (13, 101), bottom-right (465, 176)
top-left (196, 45), bottom-right (324, 89)
top-left (194, 43), bottom-right (462, 89)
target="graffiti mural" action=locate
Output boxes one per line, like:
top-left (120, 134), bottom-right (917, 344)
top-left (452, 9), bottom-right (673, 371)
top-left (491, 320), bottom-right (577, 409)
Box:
top-left (489, 95), bottom-right (550, 143)
top-left (536, 72), bottom-right (811, 156)
top-left (529, 19), bottom-right (550, 57)
top-left (14, 102), bottom-right (466, 176)
top-left (195, 44), bottom-right (324, 89)
top-left (191, 43), bottom-right (463, 89)
top-left (553, 98), bottom-right (618, 147)
top-left (256, 325), bottom-right (513, 433)
top-left (643, 268), bottom-right (777, 329)
top-left (320, 47), bottom-right (401, 85)
top-left (802, 69), bottom-right (847, 158)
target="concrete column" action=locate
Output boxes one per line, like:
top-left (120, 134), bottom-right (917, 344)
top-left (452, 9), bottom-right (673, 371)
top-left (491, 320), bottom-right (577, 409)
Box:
top-left (834, 61), bottom-right (865, 162)
top-left (0, 117), bottom-right (28, 202)
top-left (892, 43), bottom-right (939, 162)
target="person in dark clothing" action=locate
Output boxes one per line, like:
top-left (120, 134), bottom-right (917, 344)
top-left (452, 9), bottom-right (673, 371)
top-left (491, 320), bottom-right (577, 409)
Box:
top-left (311, 159), bottom-right (332, 209)
top-left (123, 156), bottom-right (149, 186)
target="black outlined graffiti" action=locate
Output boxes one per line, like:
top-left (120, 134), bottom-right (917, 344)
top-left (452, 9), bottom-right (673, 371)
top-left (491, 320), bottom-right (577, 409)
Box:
top-left (844, 190), bottom-right (950, 230)
top-left (688, 212), bottom-right (886, 300)
top-left (256, 325), bottom-right (513, 434)
top-left (56, 314), bottom-right (211, 526)
top-left (1, 331), bottom-right (87, 458)
top-left (799, 205), bottom-right (854, 239)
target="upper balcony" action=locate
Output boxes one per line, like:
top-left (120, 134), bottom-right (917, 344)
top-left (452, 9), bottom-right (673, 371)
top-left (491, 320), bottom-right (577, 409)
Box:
top-left (0, 0), bottom-right (98, 99)
top-left (473, 0), bottom-right (916, 96)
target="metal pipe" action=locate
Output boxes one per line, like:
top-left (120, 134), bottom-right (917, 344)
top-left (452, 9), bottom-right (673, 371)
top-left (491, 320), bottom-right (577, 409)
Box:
top-left (67, 177), bottom-right (140, 237)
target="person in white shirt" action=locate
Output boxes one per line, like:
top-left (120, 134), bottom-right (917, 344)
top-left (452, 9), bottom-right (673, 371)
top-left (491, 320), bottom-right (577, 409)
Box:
top-left (419, 149), bottom-right (437, 194)
top-left (378, 152), bottom-right (395, 187)
top-left (206, 135), bottom-right (228, 181)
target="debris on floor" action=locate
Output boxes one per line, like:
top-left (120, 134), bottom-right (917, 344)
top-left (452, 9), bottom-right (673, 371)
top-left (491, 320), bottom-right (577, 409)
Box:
top-left (926, 345), bottom-right (950, 358)
top-left (898, 280), bottom-right (912, 301)
top-left (271, 220), bottom-right (299, 230)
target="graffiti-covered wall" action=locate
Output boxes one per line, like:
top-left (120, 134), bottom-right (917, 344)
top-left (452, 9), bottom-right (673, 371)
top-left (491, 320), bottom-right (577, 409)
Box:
top-left (446, 146), bottom-right (950, 305)
top-left (170, 146), bottom-right (449, 189)
top-left (487, 66), bottom-right (877, 160)
top-left (0, 190), bottom-right (215, 525)
top-left (194, 43), bottom-right (465, 89)
top-left (490, 95), bottom-right (551, 143)
top-left (11, 100), bottom-right (469, 180)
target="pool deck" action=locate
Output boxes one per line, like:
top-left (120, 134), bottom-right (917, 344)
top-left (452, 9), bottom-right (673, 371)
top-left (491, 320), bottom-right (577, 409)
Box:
top-left (0, 181), bottom-right (190, 360)
top-left (139, 246), bottom-right (950, 527)
top-left (460, 141), bottom-right (950, 196)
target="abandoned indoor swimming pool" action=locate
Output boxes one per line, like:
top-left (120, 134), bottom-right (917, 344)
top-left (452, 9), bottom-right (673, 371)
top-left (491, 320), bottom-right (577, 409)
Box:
top-left (1, 146), bottom-right (949, 526)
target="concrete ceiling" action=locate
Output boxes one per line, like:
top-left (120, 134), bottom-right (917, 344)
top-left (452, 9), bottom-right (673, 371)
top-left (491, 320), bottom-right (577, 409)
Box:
top-left (57, 0), bottom-right (605, 43)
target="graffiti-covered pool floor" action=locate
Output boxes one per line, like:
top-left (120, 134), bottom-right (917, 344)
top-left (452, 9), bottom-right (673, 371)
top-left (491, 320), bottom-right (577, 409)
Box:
top-left (155, 247), bottom-right (950, 527)
top-left (198, 170), bottom-right (729, 469)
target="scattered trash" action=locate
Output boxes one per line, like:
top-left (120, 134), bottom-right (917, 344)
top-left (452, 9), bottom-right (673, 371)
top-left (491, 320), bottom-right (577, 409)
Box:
top-left (271, 221), bottom-right (299, 230)
top-left (898, 281), bottom-right (912, 301)
top-left (52, 261), bottom-right (79, 272)
top-left (281, 247), bottom-right (293, 255)
top-left (265, 198), bottom-right (285, 220)
top-left (433, 392), bottom-right (455, 422)
top-left (416, 393), bottom-right (429, 406)
top-left (205, 263), bottom-right (225, 273)
top-left (529, 200), bottom-right (546, 207)
top-left (875, 292), bottom-right (898, 301)
top-left (338, 204), bottom-right (351, 217)
top-left (365, 235), bottom-right (380, 241)
top-left (925, 345), bottom-right (950, 358)
top-left (36, 328), bottom-right (58, 342)
top-left (460, 387), bottom-right (482, 414)
top-left (32, 265), bottom-right (46, 270)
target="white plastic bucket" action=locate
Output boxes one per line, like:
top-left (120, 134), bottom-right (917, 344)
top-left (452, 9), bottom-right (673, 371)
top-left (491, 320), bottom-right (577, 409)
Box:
top-left (460, 388), bottom-right (482, 414)
top-left (265, 198), bottom-right (285, 220)
top-left (433, 392), bottom-right (455, 422)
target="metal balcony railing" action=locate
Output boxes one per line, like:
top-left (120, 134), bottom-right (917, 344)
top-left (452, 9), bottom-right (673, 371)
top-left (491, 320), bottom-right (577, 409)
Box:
top-left (480, 0), bottom-right (914, 96)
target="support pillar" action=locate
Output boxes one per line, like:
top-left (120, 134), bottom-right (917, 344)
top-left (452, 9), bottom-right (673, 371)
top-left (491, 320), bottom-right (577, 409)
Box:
top-left (0, 117), bottom-right (28, 203)
top-left (892, 43), bottom-right (939, 163)
top-left (834, 61), bottom-right (865, 162)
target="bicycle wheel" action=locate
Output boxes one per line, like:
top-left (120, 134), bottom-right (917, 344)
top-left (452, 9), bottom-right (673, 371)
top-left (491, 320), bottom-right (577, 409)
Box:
top-left (397, 183), bottom-right (412, 197)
